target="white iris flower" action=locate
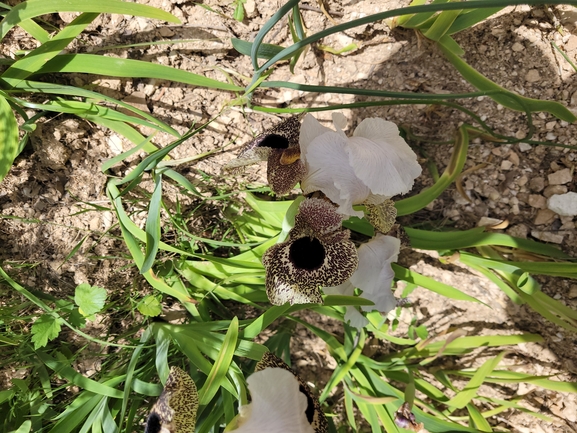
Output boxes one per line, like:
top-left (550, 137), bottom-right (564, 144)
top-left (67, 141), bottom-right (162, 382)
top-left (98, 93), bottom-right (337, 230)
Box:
top-left (300, 113), bottom-right (422, 218)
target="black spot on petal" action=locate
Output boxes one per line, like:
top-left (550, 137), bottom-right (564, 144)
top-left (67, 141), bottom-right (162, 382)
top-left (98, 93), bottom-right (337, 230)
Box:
top-left (289, 237), bottom-right (325, 270)
top-left (144, 412), bottom-right (162, 433)
top-left (259, 133), bottom-right (290, 149)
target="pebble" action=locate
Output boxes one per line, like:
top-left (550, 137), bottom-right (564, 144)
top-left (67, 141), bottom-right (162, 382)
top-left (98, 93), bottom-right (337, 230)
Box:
top-left (517, 175), bottom-right (529, 186)
top-left (569, 285), bottom-right (577, 299)
top-left (543, 185), bottom-right (568, 198)
top-left (529, 177), bottom-right (545, 192)
top-left (508, 152), bottom-right (520, 166)
top-left (500, 160), bottom-right (513, 170)
top-left (512, 42), bottom-right (525, 52)
top-left (534, 209), bottom-right (557, 225)
top-left (525, 69), bottom-right (541, 82)
top-left (518, 142), bottom-right (533, 152)
top-left (547, 192), bottom-right (577, 216)
top-left (548, 168), bottom-right (573, 185)
top-left (528, 194), bottom-right (547, 208)
top-left (531, 230), bottom-right (564, 244)
top-left (507, 224), bottom-right (528, 238)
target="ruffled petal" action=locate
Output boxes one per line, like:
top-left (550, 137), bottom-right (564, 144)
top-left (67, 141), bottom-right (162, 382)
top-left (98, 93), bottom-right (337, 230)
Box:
top-left (255, 353), bottom-right (328, 433)
top-left (348, 118), bottom-right (421, 197)
top-left (233, 368), bottom-right (315, 433)
top-left (301, 131), bottom-right (370, 217)
top-left (299, 114), bottom-right (333, 152)
top-left (349, 234), bottom-right (400, 313)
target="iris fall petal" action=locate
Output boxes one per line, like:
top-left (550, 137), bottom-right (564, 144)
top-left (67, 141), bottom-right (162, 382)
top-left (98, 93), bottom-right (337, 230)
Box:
top-left (262, 198), bottom-right (358, 305)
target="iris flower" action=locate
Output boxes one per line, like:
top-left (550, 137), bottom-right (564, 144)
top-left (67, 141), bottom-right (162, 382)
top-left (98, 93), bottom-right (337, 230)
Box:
top-left (324, 234), bottom-right (400, 328)
top-left (231, 352), bottom-right (327, 433)
top-left (223, 116), bottom-right (305, 195)
top-left (262, 198), bottom-right (358, 305)
top-left (300, 113), bottom-right (421, 218)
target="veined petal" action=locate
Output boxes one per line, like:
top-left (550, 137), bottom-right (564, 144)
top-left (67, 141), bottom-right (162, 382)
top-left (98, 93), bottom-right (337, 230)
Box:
top-left (233, 368), bottom-right (315, 433)
top-left (299, 114), bottom-right (334, 152)
top-left (255, 352), bottom-right (328, 433)
top-left (349, 234), bottom-right (400, 313)
top-left (348, 118), bottom-right (421, 197)
top-left (301, 131), bottom-right (369, 217)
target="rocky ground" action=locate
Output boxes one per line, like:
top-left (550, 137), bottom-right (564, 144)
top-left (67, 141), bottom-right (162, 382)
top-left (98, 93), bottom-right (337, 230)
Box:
top-left (1, 1), bottom-right (576, 432)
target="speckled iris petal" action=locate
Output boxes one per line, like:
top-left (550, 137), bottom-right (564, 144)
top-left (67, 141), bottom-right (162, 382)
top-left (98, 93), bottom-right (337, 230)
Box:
top-left (267, 148), bottom-right (306, 195)
top-left (366, 199), bottom-right (397, 234)
top-left (262, 198), bottom-right (359, 306)
top-left (223, 116), bottom-right (302, 174)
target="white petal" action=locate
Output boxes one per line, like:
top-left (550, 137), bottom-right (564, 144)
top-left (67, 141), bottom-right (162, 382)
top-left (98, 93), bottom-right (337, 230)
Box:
top-left (344, 307), bottom-right (369, 329)
top-left (301, 131), bottom-right (369, 217)
top-left (233, 368), bottom-right (314, 433)
top-left (331, 112), bottom-right (348, 132)
top-left (299, 114), bottom-right (333, 153)
top-left (323, 281), bottom-right (355, 297)
top-left (349, 234), bottom-right (400, 314)
top-left (348, 118), bottom-right (422, 197)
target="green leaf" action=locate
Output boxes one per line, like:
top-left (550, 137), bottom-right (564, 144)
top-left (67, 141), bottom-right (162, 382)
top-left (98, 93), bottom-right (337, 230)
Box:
top-left (446, 352), bottom-right (507, 409)
top-left (438, 42), bottom-right (577, 122)
top-left (0, 94), bottom-right (20, 182)
top-left (36, 53), bottom-right (242, 92)
top-left (8, 420), bottom-right (32, 433)
top-left (31, 314), bottom-right (64, 349)
top-left (74, 283), bottom-right (107, 317)
top-left (422, 8), bottom-right (462, 41)
top-left (198, 317), bottom-right (239, 405)
top-left (138, 295), bottom-right (162, 317)
top-left (0, 0), bottom-right (180, 41)
top-left (141, 173), bottom-right (163, 274)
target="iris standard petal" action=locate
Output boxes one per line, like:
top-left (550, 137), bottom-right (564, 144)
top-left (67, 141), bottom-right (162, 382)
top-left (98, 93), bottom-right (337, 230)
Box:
top-left (233, 368), bottom-right (315, 433)
top-left (348, 118), bottom-right (421, 197)
top-left (349, 234), bottom-right (400, 314)
top-left (299, 114), bottom-right (334, 151)
top-left (301, 131), bottom-right (370, 217)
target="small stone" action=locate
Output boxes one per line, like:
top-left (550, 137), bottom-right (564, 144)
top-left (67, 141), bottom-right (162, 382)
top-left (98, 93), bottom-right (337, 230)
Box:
top-left (569, 285), bottom-right (577, 299)
top-left (512, 42), bottom-right (525, 52)
top-left (543, 185), bottom-right (568, 198)
top-left (547, 192), bottom-right (577, 216)
top-left (158, 26), bottom-right (175, 37)
top-left (525, 69), bottom-right (541, 82)
top-left (548, 168), bottom-right (573, 185)
top-left (500, 160), bottom-right (513, 170)
top-left (517, 175), bottom-right (529, 187)
top-left (534, 209), bottom-right (557, 225)
top-left (550, 161), bottom-right (560, 171)
top-left (546, 121), bottom-right (557, 130)
top-left (507, 224), bottom-right (528, 238)
top-left (508, 152), bottom-right (520, 166)
top-left (531, 230), bottom-right (564, 244)
top-left (528, 194), bottom-right (547, 209)
top-left (518, 143), bottom-right (532, 152)
top-left (529, 177), bottom-right (545, 192)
